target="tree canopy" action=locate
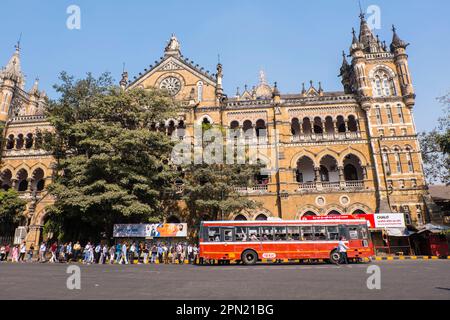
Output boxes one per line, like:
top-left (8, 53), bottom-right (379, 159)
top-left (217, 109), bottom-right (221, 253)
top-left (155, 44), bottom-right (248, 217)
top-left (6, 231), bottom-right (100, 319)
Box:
top-left (419, 92), bottom-right (450, 185)
top-left (42, 72), bottom-right (180, 241)
top-left (0, 188), bottom-right (26, 235)
top-left (180, 163), bottom-right (262, 234)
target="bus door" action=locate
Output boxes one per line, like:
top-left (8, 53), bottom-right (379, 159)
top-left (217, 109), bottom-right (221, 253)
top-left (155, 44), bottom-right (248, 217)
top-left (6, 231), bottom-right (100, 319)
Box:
top-left (221, 228), bottom-right (235, 260)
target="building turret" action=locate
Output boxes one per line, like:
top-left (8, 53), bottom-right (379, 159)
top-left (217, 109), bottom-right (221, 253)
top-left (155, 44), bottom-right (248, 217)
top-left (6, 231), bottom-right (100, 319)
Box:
top-left (349, 27), bottom-right (371, 99)
top-left (1, 43), bottom-right (25, 88)
top-left (390, 25), bottom-right (415, 108)
top-left (215, 62), bottom-right (224, 101)
top-left (27, 78), bottom-right (41, 115)
top-left (272, 81), bottom-right (281, 104)
top-left (0, 44), bottom-right (25, 122)
top-left (339, 51), bottom-right (353, 94)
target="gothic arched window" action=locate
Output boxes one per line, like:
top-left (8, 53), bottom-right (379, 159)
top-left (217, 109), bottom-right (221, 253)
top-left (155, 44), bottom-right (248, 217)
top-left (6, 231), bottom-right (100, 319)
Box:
top-left (372, 70), bottom-right (396, 97)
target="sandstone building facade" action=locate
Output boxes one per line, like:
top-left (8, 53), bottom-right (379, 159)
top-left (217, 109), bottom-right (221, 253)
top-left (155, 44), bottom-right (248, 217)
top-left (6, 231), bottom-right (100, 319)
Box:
top-left (0, 14), bottom-right (443, 245)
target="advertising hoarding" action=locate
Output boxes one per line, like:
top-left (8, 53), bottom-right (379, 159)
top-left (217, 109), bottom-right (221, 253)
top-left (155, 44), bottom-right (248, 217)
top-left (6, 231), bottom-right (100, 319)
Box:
top-left (113, 223), bottom-right (187, 238)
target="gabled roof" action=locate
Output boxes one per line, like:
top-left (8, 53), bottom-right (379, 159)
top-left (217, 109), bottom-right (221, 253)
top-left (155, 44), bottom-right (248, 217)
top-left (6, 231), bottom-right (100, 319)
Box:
top-left (128, 51), bottom-right (216, 89)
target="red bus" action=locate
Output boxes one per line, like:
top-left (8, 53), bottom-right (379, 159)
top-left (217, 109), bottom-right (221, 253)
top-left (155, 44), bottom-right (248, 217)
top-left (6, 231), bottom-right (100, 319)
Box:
top-left (199, 220), bottom-right (374, 265)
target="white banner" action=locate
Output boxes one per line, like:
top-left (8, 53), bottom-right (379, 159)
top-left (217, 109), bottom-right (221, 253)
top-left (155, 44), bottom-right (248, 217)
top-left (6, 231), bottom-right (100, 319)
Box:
top-left (374, 213), bottom-right (406, 229)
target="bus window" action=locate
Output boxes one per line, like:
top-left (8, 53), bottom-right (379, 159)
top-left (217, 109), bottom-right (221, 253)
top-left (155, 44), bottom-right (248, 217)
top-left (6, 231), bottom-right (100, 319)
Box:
top-left (301, 226), bottom-right (314, 241)
top-left (223, 229), bottom-right (233, 242)
top-left (348, 226), bottom-right (359, 240)
top-left (261, 227), bottom-right (274, 241)
top-left (327, 226), bottom-right (339, 240)
top-left (287, 226), bottom-right (300, 241)
top-left (208, 227), bottom-right (221, 242)
top-left (358, 225), bottom-right (368, 239)
top-left (274, 227), bottom-right (287, 241)
top-left (314, 226), bottom-right (327, 240)
top-left (235, 227), bottom-right (248, 241)
top-left (248, 227), bottom-right (261, 241)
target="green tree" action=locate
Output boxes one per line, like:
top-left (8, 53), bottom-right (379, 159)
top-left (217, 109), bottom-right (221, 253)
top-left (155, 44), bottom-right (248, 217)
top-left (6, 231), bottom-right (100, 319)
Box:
top-left (436, 93), bottom-right (450, 155)
top-left (0, 189), bottom-right (26, 235)
top-left (0, 122), bottom-right (5, 163)
top-left (180, 162), bottom-right (262, 236)
top-left (419, 92), bottom-right (450, 185)
top-left (42, 72), bottom-right (180, 241)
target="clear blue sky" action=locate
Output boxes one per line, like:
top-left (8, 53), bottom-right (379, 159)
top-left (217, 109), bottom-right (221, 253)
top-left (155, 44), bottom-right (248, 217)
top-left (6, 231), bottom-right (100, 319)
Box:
top-left (1, 0), bottom-right (449, 132)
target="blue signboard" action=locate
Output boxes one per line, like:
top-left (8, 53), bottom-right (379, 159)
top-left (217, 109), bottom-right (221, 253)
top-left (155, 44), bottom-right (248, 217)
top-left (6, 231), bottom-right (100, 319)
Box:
top-left (113, 224), bottom-right (147, 238)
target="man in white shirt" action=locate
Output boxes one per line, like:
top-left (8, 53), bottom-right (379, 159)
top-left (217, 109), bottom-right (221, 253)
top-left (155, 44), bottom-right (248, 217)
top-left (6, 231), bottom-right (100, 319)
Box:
top-left (120, 242), bottom-right (128, 264)
top-left (39, 243), bottom-right (46, 262)
top-left (129, 243), bottom-right (136, 264)
top-left (338, 237), bottom-right (349, 264)
top-left (19, 242), bottom-right (27, 262)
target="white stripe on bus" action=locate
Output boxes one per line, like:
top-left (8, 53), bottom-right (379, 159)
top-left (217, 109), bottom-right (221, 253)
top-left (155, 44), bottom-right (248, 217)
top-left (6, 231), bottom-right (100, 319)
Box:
top-left (200, 241), bottom-right (350, 245)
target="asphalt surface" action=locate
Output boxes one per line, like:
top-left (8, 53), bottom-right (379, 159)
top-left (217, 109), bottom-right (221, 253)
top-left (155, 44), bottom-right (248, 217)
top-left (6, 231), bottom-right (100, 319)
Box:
top-left (0, 260), bottom-right (449, 300)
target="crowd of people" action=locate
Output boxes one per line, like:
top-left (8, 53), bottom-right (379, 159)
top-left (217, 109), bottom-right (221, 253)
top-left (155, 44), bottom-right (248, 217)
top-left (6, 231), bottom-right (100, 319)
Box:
top-left (0, 241), bottom-right (200, 265)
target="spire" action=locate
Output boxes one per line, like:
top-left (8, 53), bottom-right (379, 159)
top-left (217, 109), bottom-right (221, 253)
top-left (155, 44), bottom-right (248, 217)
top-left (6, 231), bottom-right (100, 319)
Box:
top-left (29, 77), bottom-right (40, 96)
top-left (1, 43), bottom-right (24, 85)
top-left (120, 63), bottom-right (128, 89)
top-left (215, 61), bottom-right (224, 98)
top-left (272, 81), bottom-right (280, 98)
top-left (352, 28), bottom-right (359, 45)
top-left (390, 25), bottom-right (409, 52)
top-left (341, 51), bottom-right (349, 69)
top-left (358, 11), bottom-right (376, 47)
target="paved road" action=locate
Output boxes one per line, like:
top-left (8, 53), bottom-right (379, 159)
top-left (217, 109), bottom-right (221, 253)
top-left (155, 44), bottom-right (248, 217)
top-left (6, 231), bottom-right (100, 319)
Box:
top-left (0, 260), bottom-right (449, 300)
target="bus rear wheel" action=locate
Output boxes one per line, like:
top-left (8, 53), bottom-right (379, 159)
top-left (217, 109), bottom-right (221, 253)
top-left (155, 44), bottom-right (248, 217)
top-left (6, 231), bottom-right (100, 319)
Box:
top-left (330, 250), bottom-right (341, 265)
top-left (241, 250), bottom-right (258, 265)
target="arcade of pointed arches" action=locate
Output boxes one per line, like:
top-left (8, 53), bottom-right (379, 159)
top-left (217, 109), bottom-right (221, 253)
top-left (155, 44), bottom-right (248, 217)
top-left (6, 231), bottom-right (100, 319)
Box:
top-left (0, 166), bottom-right (49, 192)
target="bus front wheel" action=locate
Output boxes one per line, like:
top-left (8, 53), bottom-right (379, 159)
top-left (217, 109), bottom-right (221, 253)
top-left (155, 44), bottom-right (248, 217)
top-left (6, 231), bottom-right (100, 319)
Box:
top-left (330, 250), bottom-right (341, 264)
top-left (241, 250), bottom-right (258, 265)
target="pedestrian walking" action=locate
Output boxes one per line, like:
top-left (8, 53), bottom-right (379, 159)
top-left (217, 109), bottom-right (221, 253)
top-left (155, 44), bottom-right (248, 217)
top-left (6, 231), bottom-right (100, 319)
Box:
top-left (338, 236), bottom-right (349, 265)
top-left (100, 244), bottom-right (108, 264)
top-left (143, 244), bottom-right (149, 264)
top-left (187, 244), bottom-right (193, 264)
top-left (109, 245), bottom-right (115, 264)
top-left (151, 245), bottom-right (157, 264)
top-left (129, 243), bottom-right (136, 264)
top-left (27, 243), bottom-right (35, 262)
top-left (66, 242), bottom-right (73, 262)
top-left (94, 244), bottom-right (101, 264)
top-left (49, 242), bottom-right (58, 263)
top-left (73, 241), bottom-right (81, 262)
top-left (157, 244), bottom-right (164, 263)
top-left (0, 244), bottom-right (6, 261)
top-left (119, 242), bottom-right (129, 264)
top-left (18, 241), bottom-right (26, 262)
top-left (163, 244), bottom-right (169, 264)
top-left (115, 243), bottom-right (122, 264)
top-left (83, 242), bottom-right (91, 264)
top-left (193, 244), bottom-right (199, 264)
top-left (4, 244), bottom-right (10, 261)
top-left (89, 244), bottom-right (94, 264)
top-left (11, 245), bottom-right (19, 262)
top-left (38, 242), bottom-right (46, 262)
